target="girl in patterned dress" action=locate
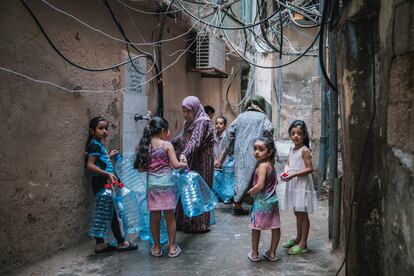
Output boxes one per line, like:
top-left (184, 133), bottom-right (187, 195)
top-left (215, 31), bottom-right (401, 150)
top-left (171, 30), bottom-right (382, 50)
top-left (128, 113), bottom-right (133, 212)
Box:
top-left (281, 120), bottom-right (317, 255)
top-left (247, 133), bottom-right (281, 262)
top-left (136, 117), bottom-right (187, 257)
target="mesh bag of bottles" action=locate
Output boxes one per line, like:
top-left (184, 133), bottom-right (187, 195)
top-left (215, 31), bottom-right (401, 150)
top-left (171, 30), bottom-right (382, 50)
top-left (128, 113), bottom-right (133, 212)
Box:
top-left (172, 170), bottom-right (218, 217)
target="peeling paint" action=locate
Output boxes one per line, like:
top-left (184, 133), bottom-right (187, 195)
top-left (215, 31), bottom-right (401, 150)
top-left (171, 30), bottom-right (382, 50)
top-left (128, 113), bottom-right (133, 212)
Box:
top-left (342, 69), bottom-right (356, 119)
top-left (282, 94), bottom-right (301, 104)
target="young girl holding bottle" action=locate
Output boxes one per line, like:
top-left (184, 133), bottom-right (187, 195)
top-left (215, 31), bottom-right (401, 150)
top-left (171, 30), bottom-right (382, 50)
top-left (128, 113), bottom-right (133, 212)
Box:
top-left (135, 117), bottom-right (187, 257)
top-left (85, 116), bottom-right (138, 254)
top-left (247, 133), bottom-right (281, 262)
top-left (281, 120), bottom-right (317, 255)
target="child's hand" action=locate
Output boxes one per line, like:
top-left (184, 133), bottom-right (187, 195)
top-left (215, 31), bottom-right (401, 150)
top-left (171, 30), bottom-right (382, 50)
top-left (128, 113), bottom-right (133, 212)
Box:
top-left (281, 172), bottom-right (294, 182)
top-left (107, 173), bottom-right (118, 183)
top-left (215, 159), bottom-right (222, 169)
top-left (108, 150), bottom-right (119, 158)
top-left (179, 154), bottom-right (188, 164)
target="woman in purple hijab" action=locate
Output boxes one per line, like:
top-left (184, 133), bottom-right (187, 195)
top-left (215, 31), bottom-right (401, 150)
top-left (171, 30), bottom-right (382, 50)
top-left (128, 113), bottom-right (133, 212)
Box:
top-left (172, 96), bottom-right (215, 233)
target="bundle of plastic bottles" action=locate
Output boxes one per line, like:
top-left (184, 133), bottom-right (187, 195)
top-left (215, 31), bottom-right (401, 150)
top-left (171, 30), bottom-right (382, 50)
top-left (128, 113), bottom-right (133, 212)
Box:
top-left (114, 153), bottom-right (167, 244)
top-left (172, 169), bottom-right (218, 217)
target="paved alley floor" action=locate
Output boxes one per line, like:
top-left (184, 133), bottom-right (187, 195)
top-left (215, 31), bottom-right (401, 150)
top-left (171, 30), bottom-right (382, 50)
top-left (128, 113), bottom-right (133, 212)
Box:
top-left (14, 182), bottom-right (342, 276)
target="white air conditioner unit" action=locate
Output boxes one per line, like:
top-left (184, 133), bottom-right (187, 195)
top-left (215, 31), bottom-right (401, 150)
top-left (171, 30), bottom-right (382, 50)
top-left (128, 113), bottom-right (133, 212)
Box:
top-left (196, 32), bottom-right (226, 75)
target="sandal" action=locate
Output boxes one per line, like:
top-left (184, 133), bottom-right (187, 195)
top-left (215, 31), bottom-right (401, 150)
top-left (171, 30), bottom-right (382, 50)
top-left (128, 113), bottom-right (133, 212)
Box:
top-left (247, 251), bottom-right (261, 262)
top-left (263, 250), bottom-right (279, 262)
top-left (283, 239), bottom-right (297, 248)
top-left (287, 245), bottom-right (308, 255)
top-left (95, 244), bottom-right (117, 254)
top-left (168, 245), bottom-right (182, 258)
top-left (117, 241), bottom-right (138, 252)
top-left (150, 245), bottom-right (163, 257)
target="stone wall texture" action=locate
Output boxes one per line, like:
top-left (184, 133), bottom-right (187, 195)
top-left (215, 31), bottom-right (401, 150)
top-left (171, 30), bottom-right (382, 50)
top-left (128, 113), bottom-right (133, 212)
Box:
top-left (336, 0), bottom-right (414, 274)
top-left (0, 0), bottom-right (241, 273)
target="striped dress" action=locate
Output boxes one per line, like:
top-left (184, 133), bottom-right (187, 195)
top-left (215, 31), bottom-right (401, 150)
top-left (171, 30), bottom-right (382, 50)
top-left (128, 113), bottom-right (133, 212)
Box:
top-left (147, 144), bottom-right (177, 211)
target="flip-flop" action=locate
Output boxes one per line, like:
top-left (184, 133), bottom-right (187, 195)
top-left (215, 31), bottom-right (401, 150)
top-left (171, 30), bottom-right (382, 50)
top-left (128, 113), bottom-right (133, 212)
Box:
top-left (263, 250), bottom-right (279, 262)
top-left (150, 245), bottom-right (163, 257)
top-left (247, 251), bottom-right (261, 262)
top-left (287, 245), bottom-right (308, 255)
top-left (95, 245), bottom-right (117, 254)
top-left (117, 241), bottom-right (138, 252)
top-left (283, 239), bottom-right (297, 248)
top-left (168, 245), bottom-right (182, 258)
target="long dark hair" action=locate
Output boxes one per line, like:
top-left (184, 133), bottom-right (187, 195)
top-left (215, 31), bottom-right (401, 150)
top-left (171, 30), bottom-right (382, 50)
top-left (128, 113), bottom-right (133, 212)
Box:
top-left (85, 116), bottom-right (108, 152)
top-left (85, 116), bottom-right (108, 166)
top-left (288, 120), bottom-right (310, 148)
top-left (255, 131), bottom-right (276, 164)
top-left (135, 117), bottom-right (169, 170)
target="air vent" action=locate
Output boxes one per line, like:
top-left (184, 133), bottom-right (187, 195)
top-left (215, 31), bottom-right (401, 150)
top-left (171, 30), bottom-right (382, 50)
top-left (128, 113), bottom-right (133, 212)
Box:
top-left (195, 32), bottom-right (226, 77)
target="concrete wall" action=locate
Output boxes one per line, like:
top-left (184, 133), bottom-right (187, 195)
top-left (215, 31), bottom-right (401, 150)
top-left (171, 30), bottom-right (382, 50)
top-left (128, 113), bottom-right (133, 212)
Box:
top-left (276, 28), bottom-right (322, 167)
top-left (0, 0), bottom-right (240, 272)
top-left (336, 0), bottom-right (414, 274)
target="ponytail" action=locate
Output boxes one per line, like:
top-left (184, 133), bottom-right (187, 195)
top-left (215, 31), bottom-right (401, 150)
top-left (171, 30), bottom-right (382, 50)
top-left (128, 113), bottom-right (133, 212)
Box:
top-left (134, 117), bottom-right (169, 170)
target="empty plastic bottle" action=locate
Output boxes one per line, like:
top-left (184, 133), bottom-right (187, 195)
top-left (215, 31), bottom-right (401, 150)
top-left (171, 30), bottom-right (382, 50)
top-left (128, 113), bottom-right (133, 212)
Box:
top-left (172, 170), bottom-right (218, 217)
top-left (138, 197), bottom-right (168, 244)
top-left (220, 156), bottom-right (235, 203)
top-left (114, 182), bottom-right (140, 234)
top-left (114, 153), bottom-right (146, 194)
top-left (88, 183), bottom-right (114, 239)
top-left (212, 169), bottom-right (223, 199)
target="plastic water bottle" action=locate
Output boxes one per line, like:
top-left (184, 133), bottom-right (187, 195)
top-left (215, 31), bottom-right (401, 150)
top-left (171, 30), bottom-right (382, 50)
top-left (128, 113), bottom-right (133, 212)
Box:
top-left (137, 191), bottom-right (167, 244)
top-left (88, 183), bottom-right (114, 239)
top-left (114, 182), bottom-right (140, 234)
top-left (114, 154), bottom-right (146, 194)
top-left (212, 169), bottom-right (223, 199)
top-left (221, 156), bottom-right (235, 203)
top-left (173, 170), bottom-right (218, 217)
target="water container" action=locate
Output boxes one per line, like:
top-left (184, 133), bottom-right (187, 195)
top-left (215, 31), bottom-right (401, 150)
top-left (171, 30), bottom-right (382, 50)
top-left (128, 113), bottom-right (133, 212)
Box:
top-left (114, 154), bottom-right (146, 194)
top-left (114, 182), bottom-right (140, 234)
top-left (137, 199), bottom-right (168, 244)
top-left (212, 169), bottom-right (223, 199)
top-left (88, 184), bottom-right (114, 239)
top-left (220, 156), bottom-right (235, 203)
top-left (172, 170), bottom-right (218, 217)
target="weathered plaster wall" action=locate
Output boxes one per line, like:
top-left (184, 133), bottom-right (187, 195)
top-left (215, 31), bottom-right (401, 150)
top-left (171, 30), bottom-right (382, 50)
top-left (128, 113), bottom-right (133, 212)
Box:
top-left (336, 0), bottom-right (414, 274)
top-left (0, 0), bottom-right (238, 273)
top-left (278, 28), bottom-right (322, 167)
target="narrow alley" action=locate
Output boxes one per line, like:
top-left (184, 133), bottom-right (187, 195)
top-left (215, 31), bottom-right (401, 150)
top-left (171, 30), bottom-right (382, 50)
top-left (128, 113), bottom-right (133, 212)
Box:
top-left (1, 0), bottom-right (413, 275)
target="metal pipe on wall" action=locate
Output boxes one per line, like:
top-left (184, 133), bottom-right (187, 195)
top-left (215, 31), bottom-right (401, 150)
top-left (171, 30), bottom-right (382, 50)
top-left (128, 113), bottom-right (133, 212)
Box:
top-left (329, 28), bottom-right (340, 250)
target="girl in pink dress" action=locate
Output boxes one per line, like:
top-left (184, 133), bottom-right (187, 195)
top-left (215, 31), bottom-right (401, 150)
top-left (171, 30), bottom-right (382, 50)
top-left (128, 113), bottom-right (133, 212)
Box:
top-left (136, 117), bottom-right (187, 258)
top-left (247, 133), bottom-right (281, 262)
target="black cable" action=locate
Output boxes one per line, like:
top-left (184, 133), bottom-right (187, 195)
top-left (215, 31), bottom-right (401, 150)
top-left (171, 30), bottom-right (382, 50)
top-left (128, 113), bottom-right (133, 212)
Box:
top-left (176, 0), bottom-right (282, 30)
top-left (279, 0), bottom-right (283, 59)
top-left (319, 0), bottom-right (338, 92)
top-left (103, 0), bottom-right (164, 117)
top-left (20, 0), bottom-right (145, 72)
top-left (221, 7), bottom-right (321, 70)
top-left (258, 0), bottom-right (283, 54)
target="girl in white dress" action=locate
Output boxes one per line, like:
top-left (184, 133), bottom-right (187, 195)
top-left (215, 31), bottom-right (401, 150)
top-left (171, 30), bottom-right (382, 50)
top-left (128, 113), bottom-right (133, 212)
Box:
top-left (281, 120), bottom-right (317, 255)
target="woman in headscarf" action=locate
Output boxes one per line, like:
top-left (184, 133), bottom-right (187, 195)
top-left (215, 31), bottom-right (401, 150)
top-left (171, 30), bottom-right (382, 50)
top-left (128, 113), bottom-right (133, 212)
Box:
top-left (172, 96), bottom-right (215, 233)
top-left (217, 95), bottom-right (275, 214)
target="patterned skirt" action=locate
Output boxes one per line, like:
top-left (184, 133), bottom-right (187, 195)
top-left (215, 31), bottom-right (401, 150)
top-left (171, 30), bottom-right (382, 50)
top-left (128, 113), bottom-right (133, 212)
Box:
top-left (249, 193), bottom-right (281, 230)
top-left (147, 173), bottom-right (177, 211)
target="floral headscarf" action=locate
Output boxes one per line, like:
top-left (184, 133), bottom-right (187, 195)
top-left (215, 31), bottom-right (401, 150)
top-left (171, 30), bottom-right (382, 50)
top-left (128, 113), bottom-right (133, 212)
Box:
top-left (182, 96), bottom-right (210, 132)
